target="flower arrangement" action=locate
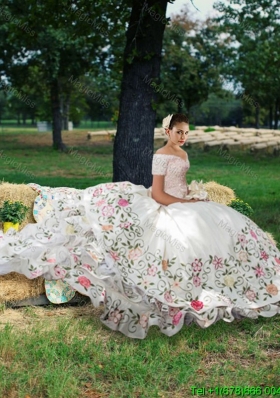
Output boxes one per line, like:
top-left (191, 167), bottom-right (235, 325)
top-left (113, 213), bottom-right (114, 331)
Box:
top-left (229, 198), bottom-right (254, 218)
top-left (0, 200), bottom-right (29, 224)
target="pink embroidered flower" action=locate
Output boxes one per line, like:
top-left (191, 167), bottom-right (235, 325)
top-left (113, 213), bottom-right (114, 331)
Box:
top-left (109, 309), bottom-right (122, 324)
top-left (191, 300), bottom-right (204, 311)
top-left (54, 266), bottom-right (67, 278)
top-left (119, 222), bottom-right (132, 229)
top-left (139, 314), bottom-right (149, 328)
top-left (213, 256), bottom-right (223, 270)
top-left (169, 307), bottom-right (180, 317)
top-left (172, 311), bottom-right (183, 326)
top-left (71, 253), bottom-right (79, 263)
top-left (164, 291), bottom-right (173, 303)
top-left (275, 258), bottom-right (280, 273)
top-left (110, 251), bottom-right (120, 261)
top-left (118, 198), bottom-right (129, 207)
top-left (78, 276), bottom-right (91, 289)
top-left (255, 266), bottom-right (265, 277)
top-left (92, 187), bottom-right (103, 197)
top-left (191, 259), bottom-right (202, 272)
top-left (147, 264), bottom-right (158, 276)
top-left (82, 263), bottom-right (92, 272)
top-left (106, 183), bottom-right (116, 189)
top-left (120, 182), bottom-right (128, 189)
top-left (250, 230), bottom-right (258, 240)
top-left (101, 205), bottom-right (114, 217)
top-left (96, 199), bottom-right (106, 207)
top-left (239, 251), bottom-right (248, 262)
top-left (260, 251), bottom-right (269, 261)
top-left (47, 258), bottom-right (56, 263)
top-left (128, 247), bottom-right (142, 260)
top-left (245, 289), bottom-right (256, 301)
top-left (238, 234), bottom-right (247, 246)
top-left (31, 269), bottom-right (44, 278)
top-left (193, 276), bottom-right (201, 287)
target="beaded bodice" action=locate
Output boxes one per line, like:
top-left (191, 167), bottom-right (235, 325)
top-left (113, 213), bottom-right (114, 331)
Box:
top-left (152, 154), bottom-right (190, 199)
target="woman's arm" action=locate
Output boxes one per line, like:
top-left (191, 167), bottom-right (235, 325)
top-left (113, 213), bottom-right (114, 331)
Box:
top-left (152, 175), bottom-right (200, 205)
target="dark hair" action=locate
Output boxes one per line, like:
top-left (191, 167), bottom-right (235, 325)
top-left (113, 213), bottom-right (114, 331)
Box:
top-left (169, 114), bottom-right (189, 129)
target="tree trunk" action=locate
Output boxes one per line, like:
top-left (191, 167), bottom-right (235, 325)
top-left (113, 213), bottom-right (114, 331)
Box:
top-left (61, 96), bottom-right (70, 130)
top-left (269, 105), bottom-right (273, 129)
top-left (50, 79), bottom-right (66, 150)
top-left (113, 0), bottom-right (168, 187)
top-left (274, 99), bottom-right (279, 130)
top-left (64, 99), bottom-right (70, 130)
top-left (255, 105), bottom-right (260, 129)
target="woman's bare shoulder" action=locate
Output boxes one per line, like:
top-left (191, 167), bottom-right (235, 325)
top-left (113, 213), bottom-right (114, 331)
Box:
top-left (155, 147), bottom-right (172, 155)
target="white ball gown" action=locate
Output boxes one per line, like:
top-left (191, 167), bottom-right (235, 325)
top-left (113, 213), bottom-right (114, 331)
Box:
top-left (0, 153), bottom-right (280, 339)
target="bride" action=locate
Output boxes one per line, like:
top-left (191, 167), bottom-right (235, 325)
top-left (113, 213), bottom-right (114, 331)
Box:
top-left (0, 113), bottom-right (279, 339)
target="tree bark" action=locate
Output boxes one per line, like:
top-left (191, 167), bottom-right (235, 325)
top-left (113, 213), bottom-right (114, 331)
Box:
top-left (255, 105), bottom-right (260, 129)
top-left (274, 99), bottom-right (279, 130)
top-left (269, 105), bottom-right (273, 129)
top-left (50, 79), bottom-right (66, 150)
top-left (113, 0), bottom-right (168, 187)
top-left (61, 96), bottom-right (70, 130)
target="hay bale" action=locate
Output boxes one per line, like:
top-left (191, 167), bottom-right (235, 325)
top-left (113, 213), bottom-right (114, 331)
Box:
top-left (265, 232), bottom-right (277, 246)
top-left (0, 181), bottom-right (37, 230)
top-left (0, 182), bottom-right (43, 303)
top-left (204, 181), bottom-right (236, 205)
top-left (0, 273), bottom-right (45, 303)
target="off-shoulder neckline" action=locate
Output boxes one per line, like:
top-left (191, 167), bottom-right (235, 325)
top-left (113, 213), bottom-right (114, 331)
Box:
top-left (153, 153), bottom-right (189, 163)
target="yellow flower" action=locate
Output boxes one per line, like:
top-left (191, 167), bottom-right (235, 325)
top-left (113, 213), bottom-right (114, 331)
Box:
top-left (224, 275), bottom-right (235, 287)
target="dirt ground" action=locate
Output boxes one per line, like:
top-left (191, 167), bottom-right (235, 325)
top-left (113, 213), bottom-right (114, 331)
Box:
top-left (0, 304), bottom-right (104, 331)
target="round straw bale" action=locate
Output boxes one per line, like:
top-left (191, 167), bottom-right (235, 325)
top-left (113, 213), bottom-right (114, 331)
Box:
top-left (0, 273), bottom-right (45, 303)
top-left (265, 231), bottom-right (277, 246)
top-left (0, 181), bottom-right (37, 231)
top-left (204, 181), bottom-right (236, 205)
top-left (0, 182), bottom-right (42, 303)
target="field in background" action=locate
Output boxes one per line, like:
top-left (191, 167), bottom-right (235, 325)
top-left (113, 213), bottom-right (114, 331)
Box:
top-left (0, 128), bottom-right (280, 398)
top-left (1, 128), bottom-right (279, 243)
top-left (0, 120), bottom-right (115, 130)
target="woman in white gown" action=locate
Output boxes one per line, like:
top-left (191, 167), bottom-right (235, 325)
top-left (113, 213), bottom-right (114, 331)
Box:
top-left (0, 113), bottom-right (280, 339)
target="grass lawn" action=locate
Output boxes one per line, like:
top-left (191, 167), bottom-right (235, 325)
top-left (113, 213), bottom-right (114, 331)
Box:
top-left (0, 128), bottom-right (280, 398)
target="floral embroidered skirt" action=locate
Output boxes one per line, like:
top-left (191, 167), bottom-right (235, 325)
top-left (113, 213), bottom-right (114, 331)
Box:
top-left (0, 182), bottom-right (279, 339)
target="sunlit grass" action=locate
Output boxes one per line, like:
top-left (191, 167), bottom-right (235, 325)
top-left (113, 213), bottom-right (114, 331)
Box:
top-left (0, 306), bottom-right (280, 397)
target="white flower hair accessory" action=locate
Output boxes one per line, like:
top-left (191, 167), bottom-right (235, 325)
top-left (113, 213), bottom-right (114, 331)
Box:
top-left (162, 114), bottom-right (173, 130)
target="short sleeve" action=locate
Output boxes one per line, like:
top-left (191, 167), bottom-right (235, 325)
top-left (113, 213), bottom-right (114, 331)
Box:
top-left (152, 154), bottom-right (168, 175)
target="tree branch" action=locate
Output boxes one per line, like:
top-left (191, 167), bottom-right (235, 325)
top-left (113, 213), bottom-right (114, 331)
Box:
top-left (190, 0), bottom-right (200, 12)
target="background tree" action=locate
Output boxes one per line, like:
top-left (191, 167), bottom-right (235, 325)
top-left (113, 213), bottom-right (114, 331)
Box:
top-left (0, 0), bottom-right (129, 149)
top-left (214, 0), bottom-right (280, 128)
top-left (156, 7), bottom-right (224, 121)
top-left (113, 0), bottom-right (172, 187)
